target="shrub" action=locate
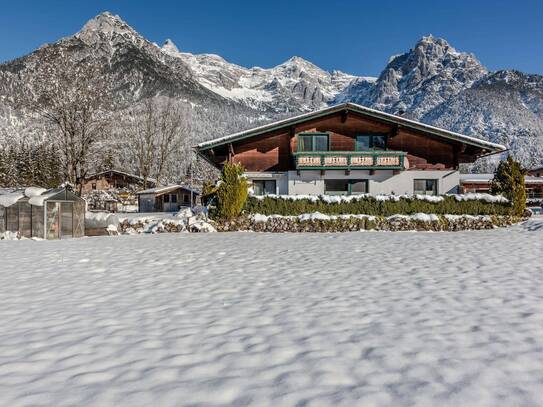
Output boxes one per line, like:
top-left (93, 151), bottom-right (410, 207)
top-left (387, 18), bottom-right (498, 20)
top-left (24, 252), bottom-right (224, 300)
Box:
top-left (491, 156), bottom-right (527, 217)
top-left (244, 195), bottom-right (512, 217)
top-left (215, 162), bottom-right (249, 220)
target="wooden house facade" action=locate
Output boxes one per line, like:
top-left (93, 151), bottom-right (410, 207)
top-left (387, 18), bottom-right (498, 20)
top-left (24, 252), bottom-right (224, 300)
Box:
top-left (81, 170), bottom-right (156, 194)
top-left (196, 103), bottom-right (506, 196)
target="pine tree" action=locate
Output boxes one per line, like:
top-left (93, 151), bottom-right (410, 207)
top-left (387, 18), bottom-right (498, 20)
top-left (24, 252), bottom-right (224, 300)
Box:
top-left (491, 156), bottom-right (527, 216)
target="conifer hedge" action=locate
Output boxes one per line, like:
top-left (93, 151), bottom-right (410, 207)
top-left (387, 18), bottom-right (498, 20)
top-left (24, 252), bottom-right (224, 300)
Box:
top-left (244, 195), bottom-right (512, 217)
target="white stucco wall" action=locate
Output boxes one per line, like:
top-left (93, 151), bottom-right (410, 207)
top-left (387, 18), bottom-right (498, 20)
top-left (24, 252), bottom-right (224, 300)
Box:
top-left (245, 172), bottom-right (288, 195)
top-left (246, 170), bottom-right (460, 196)
top-left (285, 170), bottom-right (460, 196)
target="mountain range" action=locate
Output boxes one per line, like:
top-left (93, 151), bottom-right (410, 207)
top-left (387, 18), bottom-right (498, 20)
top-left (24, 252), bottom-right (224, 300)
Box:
top-left (1, 11), bottom-right (542, 174)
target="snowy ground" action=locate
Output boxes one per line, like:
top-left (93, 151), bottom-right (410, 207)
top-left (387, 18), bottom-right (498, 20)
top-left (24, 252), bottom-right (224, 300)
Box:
top-left (1, 218), bottom-right (543, 406)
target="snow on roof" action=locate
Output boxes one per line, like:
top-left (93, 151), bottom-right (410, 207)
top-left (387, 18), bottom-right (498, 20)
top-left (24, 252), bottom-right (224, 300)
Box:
top-left (460, 174), bottom-right (543, 184)
top-left (459, 173), bottom-right (495, 182)
top-left (0, 190), bottom-right (25, 207)
top-left (137, 185), bottom-right (200, 195)
top-left (196, 103), bottom-right (507, 153)
top-left (0, 187), bottom-right (80, 207)
top-left (87, 169), bottom-right (157, 184)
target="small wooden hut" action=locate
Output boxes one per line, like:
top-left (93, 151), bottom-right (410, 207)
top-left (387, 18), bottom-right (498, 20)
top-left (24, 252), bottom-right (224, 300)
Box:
top-left (0, 187), bottom-right (85, 239)
top-left (136, 185), bottom-right (199, 213)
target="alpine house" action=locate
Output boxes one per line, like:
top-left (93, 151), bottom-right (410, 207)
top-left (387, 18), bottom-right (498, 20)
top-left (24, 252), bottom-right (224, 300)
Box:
top-left (196, 103), bottom-right (506, 196)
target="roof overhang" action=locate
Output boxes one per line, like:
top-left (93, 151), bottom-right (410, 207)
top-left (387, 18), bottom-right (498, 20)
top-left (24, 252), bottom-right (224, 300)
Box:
top-left (136, 185), bottom-right (200, 196)
top-left (195, 103), bottom-right (507, 157)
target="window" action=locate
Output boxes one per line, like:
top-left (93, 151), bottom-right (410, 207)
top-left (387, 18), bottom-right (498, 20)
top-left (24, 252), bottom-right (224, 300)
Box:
top-left (414, 179), bottom-right (438, 195)
top-left (60, 202), bottom-right (73, 239)
top-left (170, 194), bottom-right (177, 203)
top-left (355, 133), bottom-right (387, 151)
top-left (163, 194), bottom-right (170, 203)
top-left (298, 133), bottom-right (329, 152)
top-left (325, 180), bottom-right (349, 195)
top-left (253, 180), bottom-right (276, 196)
top-left (6, 205), bottom-right (18, 232)
top-left (0, 206), bottom-right (4, 234)
top-left (18, 202), bottom-right (32, 238)
top-left (324, 179), bottom-right (368, 195)
top-left (350, 180), bottom-right (368, 194)
top-left (183, 194), bottom-right (190, 204)
top-left (91, 183), bottom-right (97, 190)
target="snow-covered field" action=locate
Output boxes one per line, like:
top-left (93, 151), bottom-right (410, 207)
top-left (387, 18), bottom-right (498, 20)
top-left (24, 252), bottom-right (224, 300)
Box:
top-left (1, 218), bottom-right (543, 406)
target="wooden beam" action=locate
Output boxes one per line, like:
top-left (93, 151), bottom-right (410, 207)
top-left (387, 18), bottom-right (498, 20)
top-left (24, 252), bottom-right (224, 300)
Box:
top-left (227, 143), bottom-right (235, 162)
top-left (453, 144), bottom-right (461, 168)
top-left (289, 127), bottom-right (296, 137)
top-left (390, 124), bottom-right (399, 139)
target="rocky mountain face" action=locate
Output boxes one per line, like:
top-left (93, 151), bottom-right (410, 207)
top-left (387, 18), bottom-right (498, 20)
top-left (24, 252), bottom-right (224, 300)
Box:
top-left (162, 40), bottom-right (364, 114)
top-left (347, 36), bottom-right (488, 116)
top-left (1, 12), bottom-right (542, 173)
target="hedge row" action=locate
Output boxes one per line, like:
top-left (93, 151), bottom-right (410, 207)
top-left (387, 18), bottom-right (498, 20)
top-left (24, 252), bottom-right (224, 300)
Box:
top-left (217, 214), bottom-right (521, 233)
top-left (244, 195), bottom-right (512, 217)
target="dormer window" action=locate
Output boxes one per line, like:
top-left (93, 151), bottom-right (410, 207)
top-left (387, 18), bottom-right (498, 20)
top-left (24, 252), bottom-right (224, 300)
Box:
top-left (297, 133), bottom-right (329, 152)
top-left (355, 133), bottom-right (387, 151)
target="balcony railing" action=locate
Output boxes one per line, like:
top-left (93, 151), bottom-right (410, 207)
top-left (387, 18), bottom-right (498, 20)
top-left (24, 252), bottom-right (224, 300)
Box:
top-left (293, 151), bottom-right (407, 170)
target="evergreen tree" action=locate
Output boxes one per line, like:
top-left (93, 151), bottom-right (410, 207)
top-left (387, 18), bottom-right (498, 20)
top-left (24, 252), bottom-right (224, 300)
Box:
top-left (491, 156), bottom-right (527, 216)
top-left (215, 162), bottom-right (248, 220)
top-left (0, 145), bottom-right (7, 187)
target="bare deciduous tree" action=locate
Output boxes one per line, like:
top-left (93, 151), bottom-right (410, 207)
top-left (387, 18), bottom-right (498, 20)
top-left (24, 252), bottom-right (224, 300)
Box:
top-left (123, 97), bottom-right (191, 188)
top-left (19, 51), bottom-right (113, 192)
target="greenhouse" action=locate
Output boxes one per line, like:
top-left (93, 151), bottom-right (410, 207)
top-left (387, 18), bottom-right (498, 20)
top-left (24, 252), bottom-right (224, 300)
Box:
top-left (0, 187), bottom-right (85, 239)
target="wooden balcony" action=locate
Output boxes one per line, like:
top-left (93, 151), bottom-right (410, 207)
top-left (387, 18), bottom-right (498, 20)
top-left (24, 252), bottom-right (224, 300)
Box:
top-left (293, 151), bottom-right (407, 170)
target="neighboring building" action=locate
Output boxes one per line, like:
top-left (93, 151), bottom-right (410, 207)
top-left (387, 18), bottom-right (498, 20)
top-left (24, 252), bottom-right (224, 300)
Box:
top-left (528, 166), bottom-right (543, 178)
top-left (0, 187), bottom-right (85, 239)
top-left (136, 185), bottom-right (199, 213)
top-left (196, 103), bottom-right (506, 196)
top-left (460, 174), bottom-right (543, 201)
top-left (82, 170), bottom-right (157, 212)
top-left (81, 170), bottom-right (156, 194)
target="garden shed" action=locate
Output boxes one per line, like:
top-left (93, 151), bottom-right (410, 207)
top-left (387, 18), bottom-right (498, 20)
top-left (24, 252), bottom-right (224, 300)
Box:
top-left (137, 185), bottom-right (199, 212)
top-left (0, 187), bottom-right (85, 239)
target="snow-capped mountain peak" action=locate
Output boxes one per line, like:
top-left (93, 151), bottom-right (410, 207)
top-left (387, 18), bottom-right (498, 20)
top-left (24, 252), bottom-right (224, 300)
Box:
top-left (162, 38), bottom-right (180, 55)
top-left (158, 46), bottom-right (368, 112)
top-left (341, 35), bottom-right (489, 118)
top-left (76, 12), bottom-right (140, 43)
top-left (1, 12), bottom-right (542, 171)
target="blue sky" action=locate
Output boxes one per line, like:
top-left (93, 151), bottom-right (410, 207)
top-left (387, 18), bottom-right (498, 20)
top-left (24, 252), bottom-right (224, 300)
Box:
top-left (1, 0), bottom-right (542, 76)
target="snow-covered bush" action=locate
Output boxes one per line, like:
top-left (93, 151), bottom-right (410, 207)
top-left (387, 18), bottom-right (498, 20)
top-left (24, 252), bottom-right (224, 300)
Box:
top-left (244, 194), bottom-right (512, 217)
top-left (217, 213), bottom-right (520, 233)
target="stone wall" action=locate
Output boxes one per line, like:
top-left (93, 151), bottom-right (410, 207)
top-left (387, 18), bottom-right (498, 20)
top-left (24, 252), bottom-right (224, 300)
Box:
top-left (216, 214), bottom-right (522, 233)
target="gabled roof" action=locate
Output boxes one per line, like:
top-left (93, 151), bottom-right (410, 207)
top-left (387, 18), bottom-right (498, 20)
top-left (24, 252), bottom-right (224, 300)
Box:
top-left (86, 169), bottom-right (157, 185)
top-left (136, 185), bottom-right (200, 195)
top-left (196, 102), bottom-right (507, 153)
top-left (0, 187), bottom-right (84, 207)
